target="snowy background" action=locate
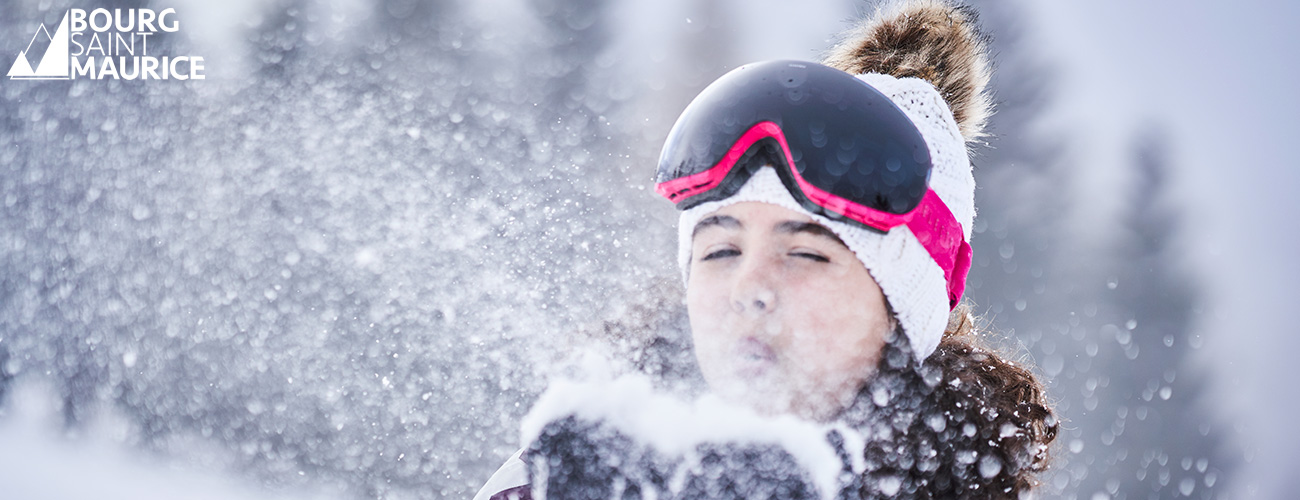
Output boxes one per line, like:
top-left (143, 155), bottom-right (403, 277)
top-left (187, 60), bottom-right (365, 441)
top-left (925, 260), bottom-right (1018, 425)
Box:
top-left (1, 0), bottom-right (1296, 499)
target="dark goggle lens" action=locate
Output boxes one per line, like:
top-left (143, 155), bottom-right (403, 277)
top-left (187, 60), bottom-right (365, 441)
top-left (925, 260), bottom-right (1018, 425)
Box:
top-left (657, 61), bottom-right (932, 215)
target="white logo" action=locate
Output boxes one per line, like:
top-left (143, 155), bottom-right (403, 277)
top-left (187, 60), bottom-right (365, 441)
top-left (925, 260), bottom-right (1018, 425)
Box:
top-left (7, 13), bottom-right (70, 79)
top-left (7, 9), bottom-right (205, 81)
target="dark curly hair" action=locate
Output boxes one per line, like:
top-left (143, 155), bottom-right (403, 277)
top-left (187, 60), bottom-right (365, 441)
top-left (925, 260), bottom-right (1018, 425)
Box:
top-left (840, 303), bottom-right (1058, 499)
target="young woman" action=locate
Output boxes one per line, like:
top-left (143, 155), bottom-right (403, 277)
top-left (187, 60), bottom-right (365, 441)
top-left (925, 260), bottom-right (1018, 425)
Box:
top-left (476, 2), bottom-right (1056, 498)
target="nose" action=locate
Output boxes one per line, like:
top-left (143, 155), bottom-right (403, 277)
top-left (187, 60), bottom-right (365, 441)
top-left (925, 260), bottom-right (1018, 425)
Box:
top-left (730, 254), bottom-right (778, 315)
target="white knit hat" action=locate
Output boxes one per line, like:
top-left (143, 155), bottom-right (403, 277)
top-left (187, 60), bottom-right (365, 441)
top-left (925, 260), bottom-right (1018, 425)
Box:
top-left (677, 73), bottom-right (974, 362)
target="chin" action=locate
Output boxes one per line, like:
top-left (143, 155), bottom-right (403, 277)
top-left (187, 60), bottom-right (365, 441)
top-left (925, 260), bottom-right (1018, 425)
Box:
top-left (792, 399), bottom-right (843, 423)
top-left (754, 385), bottom-right (846, 423)
top-left (708, 373), bottom-right (785, 413)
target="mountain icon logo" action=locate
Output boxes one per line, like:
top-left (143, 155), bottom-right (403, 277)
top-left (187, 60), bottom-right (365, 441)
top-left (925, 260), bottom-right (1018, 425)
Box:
top-left (8, 12), bottom-right (70, 80)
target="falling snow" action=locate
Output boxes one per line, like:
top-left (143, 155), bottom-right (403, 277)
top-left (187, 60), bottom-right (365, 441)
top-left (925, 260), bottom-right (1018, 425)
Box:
top-left (0, 0), bottom-right (1246, 499)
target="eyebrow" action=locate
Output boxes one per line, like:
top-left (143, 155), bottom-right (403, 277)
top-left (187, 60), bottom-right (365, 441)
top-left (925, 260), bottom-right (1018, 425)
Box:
top-left (775, 220), bottom-right (847, 247)
top-left (692, 215), bottom-right (848, 247)
top-left (692, 214), bottom-right (741, 238)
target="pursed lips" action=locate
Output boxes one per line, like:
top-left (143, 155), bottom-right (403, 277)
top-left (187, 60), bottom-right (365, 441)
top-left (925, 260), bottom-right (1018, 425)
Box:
top-left (734, 336), bottom-right (778, 377)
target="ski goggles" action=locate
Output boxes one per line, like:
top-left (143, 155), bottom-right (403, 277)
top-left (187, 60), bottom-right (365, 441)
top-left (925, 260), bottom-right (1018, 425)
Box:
top-left (655, 60), bottom-right (971, 307)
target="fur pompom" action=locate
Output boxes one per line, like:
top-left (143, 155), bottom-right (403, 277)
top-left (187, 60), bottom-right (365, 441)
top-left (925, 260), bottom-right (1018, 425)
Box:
top-left (823, 0), bottom-right (993, 143)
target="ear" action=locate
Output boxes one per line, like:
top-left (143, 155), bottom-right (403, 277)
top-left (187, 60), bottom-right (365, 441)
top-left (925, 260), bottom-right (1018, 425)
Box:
top-left (823, 0), bottom-right (993, 143)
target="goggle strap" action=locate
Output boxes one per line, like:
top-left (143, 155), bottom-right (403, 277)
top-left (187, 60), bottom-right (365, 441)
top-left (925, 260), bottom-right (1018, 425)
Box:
top-left (903, 190), bottom-right (971, 308)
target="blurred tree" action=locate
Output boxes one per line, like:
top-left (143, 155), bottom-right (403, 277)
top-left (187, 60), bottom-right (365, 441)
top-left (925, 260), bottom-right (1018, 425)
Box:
top-left (955, 0), bottom-right (1084, 495)
top-left (0, 346), bottom-right (9, 406)
top-left (957, 0), bottom-right (1069, 345)
top-left (962, 2), bottom-right (1231, 497)
top-left (1072, 131), bottom-right (1232, 499)
top-left (0, 0), bottom-right (165, 431)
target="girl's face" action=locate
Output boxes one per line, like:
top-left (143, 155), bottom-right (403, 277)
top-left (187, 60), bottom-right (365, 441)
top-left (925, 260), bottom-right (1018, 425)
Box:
top-left (686, 201), bottom-right (893, 422)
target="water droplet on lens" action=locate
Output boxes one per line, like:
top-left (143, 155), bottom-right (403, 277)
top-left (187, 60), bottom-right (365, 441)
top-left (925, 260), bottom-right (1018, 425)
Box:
top-left (978, 455), bottom-right (1002, 478)
top-left (877, 475), bottom-right (901, 495)
top-left (872, 386), bottom-right (890, 406)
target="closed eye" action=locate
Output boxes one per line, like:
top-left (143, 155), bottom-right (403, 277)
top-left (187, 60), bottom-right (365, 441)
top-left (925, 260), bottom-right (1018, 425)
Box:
top-left (702, 248), bottom-right (740, 261)
top-left (792, 252), bottom-right (829, 263)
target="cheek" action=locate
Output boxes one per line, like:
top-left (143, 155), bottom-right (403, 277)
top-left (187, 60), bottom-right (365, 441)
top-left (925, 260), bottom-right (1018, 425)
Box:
top-left (780, 276), bottom-right (890, 379)
top-left (686, 255), bottom-right (749, 322)
top-left (782, 320), bottom-right (885, 410)
top-left (686, 272), bottom-right (731, 369)
top-left (685, 271), bottom-right (724, 329)
top-left (787, 315), bottom-right (883, 374)
top-left (782, 278), bottom-right (882, 340)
